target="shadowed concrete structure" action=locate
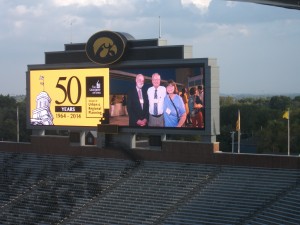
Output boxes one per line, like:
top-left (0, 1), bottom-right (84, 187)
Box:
top-left (0, 136), bottom-right (299, 169)
top-left (229, 0), bottom-right (300, 10)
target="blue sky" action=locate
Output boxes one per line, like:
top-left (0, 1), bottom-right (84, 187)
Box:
top-left (0, 0), bottom-right (300, 95)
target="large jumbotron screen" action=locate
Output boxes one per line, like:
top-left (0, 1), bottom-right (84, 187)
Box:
top-left (27, 64), bottom-right (207, 131)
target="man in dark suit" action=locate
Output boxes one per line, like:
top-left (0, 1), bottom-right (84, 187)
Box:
top-left (127, 74), bottom-right (149, 126)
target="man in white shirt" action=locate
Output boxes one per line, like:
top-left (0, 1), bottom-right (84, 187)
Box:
top-left (147, 73), bottom-right (166, 127)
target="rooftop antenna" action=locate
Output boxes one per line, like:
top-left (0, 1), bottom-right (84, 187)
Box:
top-left (70, 21), bottom-right (73, 43)
top-left (158, 16), bottom-right (161, 39)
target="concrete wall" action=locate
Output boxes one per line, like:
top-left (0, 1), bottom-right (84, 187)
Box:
top-left (0, 136), bottom-right (299, 170)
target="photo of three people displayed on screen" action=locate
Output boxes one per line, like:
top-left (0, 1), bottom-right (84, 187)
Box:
top-left (123, 73), bottom-right (205, 128)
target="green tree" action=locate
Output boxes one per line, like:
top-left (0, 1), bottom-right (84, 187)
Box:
top-left (0, 95), bottom-right (17, 141)
top-left (292, 96), bottom-right (300, 108)
top-left (220, 96), bottom-right (236, 106)
top-left (218, 95), bottom-right (300, 155)
top-left (257, 120), bottom-right (287, 154)
top-left (17, 98), bottom-right (31, 142)
top-left (0, 95), bottom-right (31, 142)
top-left (290, 108), bottom-right (300, 154)
top-left (269, 95), bottom-right (291, 110)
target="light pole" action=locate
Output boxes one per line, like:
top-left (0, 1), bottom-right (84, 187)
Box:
top-left (230, 131), bottom-right (235, 153)
top-left (17, 106), bottom-right (19, 142)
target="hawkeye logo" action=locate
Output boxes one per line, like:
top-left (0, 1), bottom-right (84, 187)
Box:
top-left (86, 31), bottom-right (127, 65)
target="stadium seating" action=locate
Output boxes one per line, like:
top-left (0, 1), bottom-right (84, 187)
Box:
top-left (0, 151), bottom-right (299, 224)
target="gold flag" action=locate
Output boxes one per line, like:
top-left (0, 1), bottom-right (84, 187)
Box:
top-left (282, 110), bottom-right (289, 120)
top-left (236, 110), bottom-right (240, 131)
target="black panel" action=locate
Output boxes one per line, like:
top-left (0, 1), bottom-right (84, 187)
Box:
top-left (98, 124), bottom-right (119, 134)
top-left (45, 51), bottom-right (90, 64)
top-left (65, 43), bottom-right (86, 51)
top-left (44, 33), bottom-right (186, 65)
top-left (127, 39), bottom-right (160, 48)
top-left (123, 46), bottom-right (184, 61)
top-left (45, 45), bottom-right (185, 64)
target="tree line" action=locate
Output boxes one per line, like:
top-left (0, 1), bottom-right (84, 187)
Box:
top-left (219, 95), bottom-right (300, 155)
top-left (0, 94), bottom-right (299, 154)
top-left (0, 95), bottom-right (30, 142)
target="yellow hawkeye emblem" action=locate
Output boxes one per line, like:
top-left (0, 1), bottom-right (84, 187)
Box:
top-left (86, 30), bottom-right (128, 65)
top-left (93, 37), bottom-right (118, 58)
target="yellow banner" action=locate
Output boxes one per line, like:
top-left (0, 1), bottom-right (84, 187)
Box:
top-left (282, 110), bottom-right (289, 120)
top-left (29, 68), bottom-right (109, 127)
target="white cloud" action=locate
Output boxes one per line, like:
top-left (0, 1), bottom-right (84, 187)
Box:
top-left (238, 27), bottom-right (250, 36)
top-left (14, 20), bottom-right (24, 29)
top-left (181, 0), bottom-right (212, 13)
top-left (14, 5), bottom-right (29, 15)
top-left (10, 4), bottom-right (43, 17)
top-left (214, 23), bottom-right (250, 38)
top-left (0, 0), bottom-right (300, 95)
top-left (52, 0), bottom-right (136, 17)
top-left (193, 22), bottom-right (251, 40)
top-left (53, 0), bottom-right (127, 7)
